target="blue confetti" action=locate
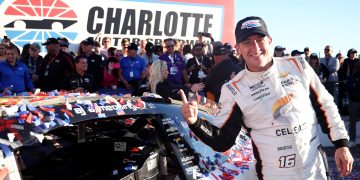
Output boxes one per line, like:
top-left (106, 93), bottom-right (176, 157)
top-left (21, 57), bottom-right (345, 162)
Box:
top-left (27, 104), bottom-right (37, 111)
top-left (98, 100), bottom-right (105, 106)
top-left (63, 113), bottom-right (70, 123)
top-left (20, 104), bottom-right (27, 112)
top-left (18, 119), bottom-right (25, 124)
top-left (0, 144), bottom-right (13, 157)
top-left (33, 117), bottom-right (41, 126)
top-left (97, 114), bottom-right (106, 118)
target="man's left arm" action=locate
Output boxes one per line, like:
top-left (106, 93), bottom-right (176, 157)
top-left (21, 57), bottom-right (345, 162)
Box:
top-left (302, 57), bottom-right (353, 176)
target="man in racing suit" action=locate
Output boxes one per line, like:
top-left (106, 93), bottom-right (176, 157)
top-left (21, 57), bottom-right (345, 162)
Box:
top-left (180, 16), bottom-right (353, 179)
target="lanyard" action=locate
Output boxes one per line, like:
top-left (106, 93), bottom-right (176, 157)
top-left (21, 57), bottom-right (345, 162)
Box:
top-left (168, 54), bottom-right (175, 65)
top-left (196, 56), bottom-right (203, 66)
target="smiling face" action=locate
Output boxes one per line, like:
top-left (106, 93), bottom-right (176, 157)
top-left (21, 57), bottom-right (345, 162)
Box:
top-left (75, 58), bottom-right (88, 72)
top-left (5, 48), bottom-right (17, 65)
top-left (236, 34), bottom-right (273, 72)
top-left (102, 37), bottom-right (111, 48)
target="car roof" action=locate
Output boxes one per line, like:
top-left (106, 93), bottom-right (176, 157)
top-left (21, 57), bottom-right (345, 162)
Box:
top-left (0, 95), bottom-right (214, 150)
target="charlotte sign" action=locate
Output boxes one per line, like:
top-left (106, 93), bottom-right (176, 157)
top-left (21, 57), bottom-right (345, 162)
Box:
top-left (0, 0), bottom-right (235, 52)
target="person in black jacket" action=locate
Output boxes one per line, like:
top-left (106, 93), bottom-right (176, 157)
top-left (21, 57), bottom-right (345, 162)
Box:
top-left (345, 60), bottom-right (360, 146)
top-left (338, 49), bottom-right (359, 113)
top-left (39, 38), bottom-right (74, 91)
top-left (205, 42), bottom-right (242, 102)
top-left (148, 60), bottom-right (204, 100)
top-left (186, 43), bottom-right (212, 84)
top-left (62, 56), bottom-right (98, 93)
top-left (81, 37), bottom-right (104, 88)
top-left (21, 43), bottom-right (43, 87)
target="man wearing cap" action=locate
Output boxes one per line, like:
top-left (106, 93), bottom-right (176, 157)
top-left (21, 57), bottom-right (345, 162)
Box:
top-left (181, 16), bottom-right (353, 179)
top-left (38, 38), bottom-right (74, 91)
top-left (273, 45), bottom-right (286, 57)
top-left (204, 42), bottom-right (241, 102)
top-left (291, 50), bottom-right (304, 57)
top-left (119, 43), bottom-right (147, 96)
top-left (341, 49), bottom-right (359, 78)
top-left (57, 37), bottom-right (70, 54)
top-left (141, 42), bottom-right (158, 64)
top-left (186, 43), bottom-right (212, 84)
top-left (23, 43), bottom-right (43, 87)
top-left (345, 60), bottom-right (360, 147)
top-left (80, 37), bottom-right (104, 88)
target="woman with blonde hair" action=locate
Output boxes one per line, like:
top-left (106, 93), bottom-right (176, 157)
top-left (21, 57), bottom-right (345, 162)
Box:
top-left (0, 46), bottom-right (34, 94)
top-left (149, 60), bottom-right (204, 100)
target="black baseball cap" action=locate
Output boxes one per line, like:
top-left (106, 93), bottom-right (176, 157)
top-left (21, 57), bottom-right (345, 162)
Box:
top-left (128, 43), bottom-right (138, 51)
top-left (235, 16), bottom-right (270, 43)
top-left (145, 42), bottom-right (154, 53)
top-left (348, 48), bottom-right (357, 54)
top-left (42, 38), bottom-right (58, 45)
top-left (58, 37), bottom-right (69, 47)
top-left (275, 46), bottom-right (286, 51)
top-left (213, 41), bottom-right (228, 56)
top-left (291, 50), bottom-right (304, 56)
top-left (82, 37), bottom-right (95, 46)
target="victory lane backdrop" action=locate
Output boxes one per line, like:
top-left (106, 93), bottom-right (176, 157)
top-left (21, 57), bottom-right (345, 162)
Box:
top-left (0, 0), bottom-right (235, 53)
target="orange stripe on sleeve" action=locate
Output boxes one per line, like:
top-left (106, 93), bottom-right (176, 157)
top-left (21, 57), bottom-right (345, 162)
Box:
top-left (287, 57), bottom-right (303, 74)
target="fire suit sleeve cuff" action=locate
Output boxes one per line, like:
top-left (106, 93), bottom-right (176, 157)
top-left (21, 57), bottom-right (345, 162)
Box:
top-left (333, 139), bottom-right (349, 149)
top-left (188, 117), bottom-right (201, 129)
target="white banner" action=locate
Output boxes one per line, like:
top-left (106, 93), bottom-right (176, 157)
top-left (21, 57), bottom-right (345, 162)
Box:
top-left (0, 0), bottom-right (224, 52)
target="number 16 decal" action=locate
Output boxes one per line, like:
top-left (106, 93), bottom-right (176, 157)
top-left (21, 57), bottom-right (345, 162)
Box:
top-left (279, 154), bottom-right (296, 168)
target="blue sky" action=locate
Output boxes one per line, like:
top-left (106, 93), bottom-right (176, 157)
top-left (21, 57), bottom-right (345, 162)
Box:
top-left (235, 0), bottom-right (359, 57)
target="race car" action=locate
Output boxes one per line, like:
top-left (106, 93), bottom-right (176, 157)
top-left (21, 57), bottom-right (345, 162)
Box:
top-left (0, 93), bottom-right (256, 179)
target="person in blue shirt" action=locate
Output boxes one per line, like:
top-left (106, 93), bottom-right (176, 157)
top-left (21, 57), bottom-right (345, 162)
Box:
top-left (119, 43), bottom-right (147, 96)
top-left (0, 46), bottom-right (34, 95)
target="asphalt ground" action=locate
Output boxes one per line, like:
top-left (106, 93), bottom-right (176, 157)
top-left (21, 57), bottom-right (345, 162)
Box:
top-left (326, 114), bottom-right (359, 179)
top-left (325, 146), bottom-right (359, 179)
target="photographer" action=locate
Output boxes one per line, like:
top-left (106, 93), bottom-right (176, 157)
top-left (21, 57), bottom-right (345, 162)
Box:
top-left (186, 43), bottom-right (212, 84)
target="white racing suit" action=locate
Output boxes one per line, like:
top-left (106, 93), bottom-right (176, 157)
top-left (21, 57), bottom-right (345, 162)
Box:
top-left (189, 57), bottom-right (349, 179)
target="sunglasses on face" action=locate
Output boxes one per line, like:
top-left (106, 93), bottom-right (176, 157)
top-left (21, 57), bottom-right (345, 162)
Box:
top-left (166, 45), bottom-right (174, 48)
top-left (324, 49), bottom-right (331, 51)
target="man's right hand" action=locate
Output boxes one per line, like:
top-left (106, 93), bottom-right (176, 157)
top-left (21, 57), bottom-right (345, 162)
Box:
top-left (180, 90), bottom-right (198, 125)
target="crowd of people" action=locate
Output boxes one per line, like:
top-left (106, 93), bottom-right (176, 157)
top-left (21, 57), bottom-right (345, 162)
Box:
top-left (0, 29), bottom-right (359, 147)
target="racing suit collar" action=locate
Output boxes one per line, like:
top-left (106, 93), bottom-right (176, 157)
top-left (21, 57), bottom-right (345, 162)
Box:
top-left (245, 58), bottom-right (276, 80)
